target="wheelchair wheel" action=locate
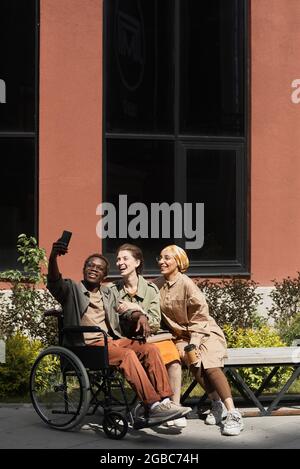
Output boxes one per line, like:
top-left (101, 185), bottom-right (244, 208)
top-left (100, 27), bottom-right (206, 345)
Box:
top-left (103, 411), bottom-right (128, 439)
top-left (30, 346), bottom-right (91, 430)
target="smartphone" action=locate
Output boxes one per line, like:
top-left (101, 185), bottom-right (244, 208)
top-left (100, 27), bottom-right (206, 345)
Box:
top-left (59, 230), bottom-right (72, 246)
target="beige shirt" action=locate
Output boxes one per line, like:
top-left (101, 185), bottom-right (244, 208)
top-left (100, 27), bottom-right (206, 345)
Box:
top-left (80, 290), bottom-right (108, 344)
top-left (154, 273), bottom-right (224, 341)
top-left (154, 273), bottom-right (227, 368)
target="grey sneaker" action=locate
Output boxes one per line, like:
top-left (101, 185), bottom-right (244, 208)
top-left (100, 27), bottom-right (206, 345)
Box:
top-left (222, 410), bottom-right (244, 436)
top-left (205, 400), bottom-right (227, 425)
top-left (169, 401), bottom-right (192, 418)
top-left (133, 401), bottom-right (184, 429)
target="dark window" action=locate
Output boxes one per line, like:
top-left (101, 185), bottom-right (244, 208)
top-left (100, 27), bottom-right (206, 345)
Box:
top-left (0, 139), bottom-right (36, 267)
top-left (104, 0), bottom-right (248, 276)
top-left (0, 0), bottom-right (38, 269)
top-left (181, 143), bottom-right (246, 267)
top-left (105, 0), bottom-right (174, 133)
top-left (180, 0), bottom-right (245, 135)
top-left (0, 0), bottom-right (36, 132)
top-left (104, 139), bottom-right (175, 271)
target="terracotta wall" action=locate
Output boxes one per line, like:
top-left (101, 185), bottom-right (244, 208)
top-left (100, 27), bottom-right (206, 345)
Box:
top-left (38, 0), bottom-right (300, 285)
top-left (39, 0), bottom-right (103, 281)
top-left (251, 0), bottom-right (300, 284)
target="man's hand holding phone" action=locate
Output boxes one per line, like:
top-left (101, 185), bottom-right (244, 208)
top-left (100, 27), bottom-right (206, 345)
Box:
top-left (50, 231), bottom-right (72, 258)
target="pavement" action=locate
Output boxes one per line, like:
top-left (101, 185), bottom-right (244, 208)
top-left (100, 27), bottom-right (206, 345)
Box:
top-left (1, 403), bottom-right (300, 450)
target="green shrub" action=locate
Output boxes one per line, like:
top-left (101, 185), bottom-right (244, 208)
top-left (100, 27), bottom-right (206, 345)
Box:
top-left (0, 332), bottom-right (42, 398)
top-left (0, 234), bottom-right (59, 345)
top-left (275, 313), bottom-right (300, 345)
top-left (223, 324), bottom-right (291, 391)
top-left (197, 278), bottom-right (264, 329)
top-left (268, 272), bottom-right (300, 326)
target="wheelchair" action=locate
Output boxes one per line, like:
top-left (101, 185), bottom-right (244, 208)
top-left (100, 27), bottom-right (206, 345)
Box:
top-left (29, 309), bottom-right (138, 440)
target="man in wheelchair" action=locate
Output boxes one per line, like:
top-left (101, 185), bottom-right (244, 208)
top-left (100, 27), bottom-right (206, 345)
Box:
top-left (47, 239), bottom-right (191, 429)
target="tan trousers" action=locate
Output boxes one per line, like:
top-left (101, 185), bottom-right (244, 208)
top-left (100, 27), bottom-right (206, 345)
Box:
top-left (94, 337), bottom-right (173, 406)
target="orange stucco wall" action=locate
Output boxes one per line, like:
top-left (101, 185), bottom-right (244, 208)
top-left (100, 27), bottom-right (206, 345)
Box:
top-left (39, 0), bottom-right (103, 281)
top-left (251, 0), bottom-right (300, 284)
top-left (38, 0), bottom-right (300, 286)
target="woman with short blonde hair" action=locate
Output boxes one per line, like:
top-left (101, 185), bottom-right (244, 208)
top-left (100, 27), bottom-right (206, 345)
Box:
top-left (154, 245), bottom-right (244, 436)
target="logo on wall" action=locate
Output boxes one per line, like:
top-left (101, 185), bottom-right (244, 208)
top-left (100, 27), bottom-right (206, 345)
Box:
top-left (114, 0), bottom-right (145, 91)
top-left (0, 79), bottom-right (6, 103)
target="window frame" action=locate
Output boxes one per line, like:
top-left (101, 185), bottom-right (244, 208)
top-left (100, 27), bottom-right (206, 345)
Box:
top-left (103, 0), bottom-right (249, 277)
top-left (0, 0), bottom-right (39, 270)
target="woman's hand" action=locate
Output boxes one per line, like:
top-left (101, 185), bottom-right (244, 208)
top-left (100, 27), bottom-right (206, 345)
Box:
top-left (189, 332), bottom-right (202, 348)
top-left (116, 300), bottom-right (142, 314)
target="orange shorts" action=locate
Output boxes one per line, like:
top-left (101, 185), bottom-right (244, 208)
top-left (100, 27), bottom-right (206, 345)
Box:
top-left (154, 340), bottom-right (180, 365)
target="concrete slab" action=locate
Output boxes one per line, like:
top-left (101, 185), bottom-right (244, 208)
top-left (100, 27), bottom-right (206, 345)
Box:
top-left (0, 404), bottom-right (299, 449)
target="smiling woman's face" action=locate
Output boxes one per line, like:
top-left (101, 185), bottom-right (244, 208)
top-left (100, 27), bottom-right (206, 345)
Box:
top-left (116, 250), bottom-right (140, 277)
top-left (157, 248), bottom-right (179, 278)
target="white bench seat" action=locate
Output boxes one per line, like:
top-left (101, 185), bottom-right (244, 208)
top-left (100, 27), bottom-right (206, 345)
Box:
top-left (181, 346), bottom-right (300, 416)
top-left (225, 346), bottom-right (300, 366)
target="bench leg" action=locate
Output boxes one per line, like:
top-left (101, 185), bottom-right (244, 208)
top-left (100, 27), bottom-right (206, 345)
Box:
top-left (227, 368), bottom-right (267, 415)
top-left (254, 366), bottom-right (279, 398)
top-left (181, 380), bottom-right (199, 404)
top-left (265, 366), bottom-right (300, 415)
top-left (225, 368), bottom-right (254, 405)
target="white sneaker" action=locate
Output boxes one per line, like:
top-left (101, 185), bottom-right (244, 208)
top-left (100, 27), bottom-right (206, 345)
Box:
top-left (222, 410), bottom-right (244, 436)
top-left (81, 424), bottom-right (92, 430)
top-left (205, 400), bottom-right (227, 425)
top-left (163, 417), bottom-right (187, 428)
top-left (173, 417), bottom-right (187, 428)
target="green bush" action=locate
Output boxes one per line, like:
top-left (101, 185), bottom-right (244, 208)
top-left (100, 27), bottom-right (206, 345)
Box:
top-left (0, 333), bottom-right (42, 398)
top-left (0, 234), bottom-right (59, 345)
top-left (268, 272), bottom-right (300, 324)
top-left (197, 278), bottom-right (264, 329)
top-left (275, 313), bottom-right (300, 345)
top-left (223, 324), bottom-right (291, 391)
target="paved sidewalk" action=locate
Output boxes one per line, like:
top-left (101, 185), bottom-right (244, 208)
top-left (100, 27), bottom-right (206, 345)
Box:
top-left (0, 404), bottom-right (300, 449)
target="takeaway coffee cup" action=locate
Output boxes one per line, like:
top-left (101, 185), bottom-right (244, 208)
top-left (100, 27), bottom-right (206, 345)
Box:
top-left (184, 344), bottom-right (199, 365)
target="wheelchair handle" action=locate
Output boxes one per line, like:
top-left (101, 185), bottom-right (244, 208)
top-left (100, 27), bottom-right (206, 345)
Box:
top-left (44, 308), bottom-right (63, 318)
top-left (63, 326), bottom-right (107, 334)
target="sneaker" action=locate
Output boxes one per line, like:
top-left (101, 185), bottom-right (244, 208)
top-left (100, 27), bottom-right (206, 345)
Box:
top-left (168, 401), bottom-right (192, 417)
top-left (81, 424), bottom-right (92, 430)
top-left (221, 410), bottom-right (244, 436)
top-left (150, 401), bottom-right (192, 428)
top-left (205, 400), bottom-right (227, 425)
top-left (133, 401), bottom-right (180, 429)
top-left (174, 417), bottom-right (187, 428)
top-left (164, 416), bottom-right (188, 428)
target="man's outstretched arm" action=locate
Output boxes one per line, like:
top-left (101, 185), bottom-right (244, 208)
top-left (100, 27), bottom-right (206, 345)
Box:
top-left (47, 241), bottom-right (70, 304)
top-left (48, 241), bottom-right (68, 281)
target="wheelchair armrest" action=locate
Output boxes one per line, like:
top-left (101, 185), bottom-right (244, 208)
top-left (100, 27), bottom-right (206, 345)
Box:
top-left (63, 326), bottom-right (108, 346)
top-left (44, 308), bottom-right (63, 318)
top-left (63, 326), bottom-right (108, 335)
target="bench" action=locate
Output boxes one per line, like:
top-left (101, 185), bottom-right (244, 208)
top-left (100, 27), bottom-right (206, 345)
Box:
top-left (181, 346), bottom-right (300, 416)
